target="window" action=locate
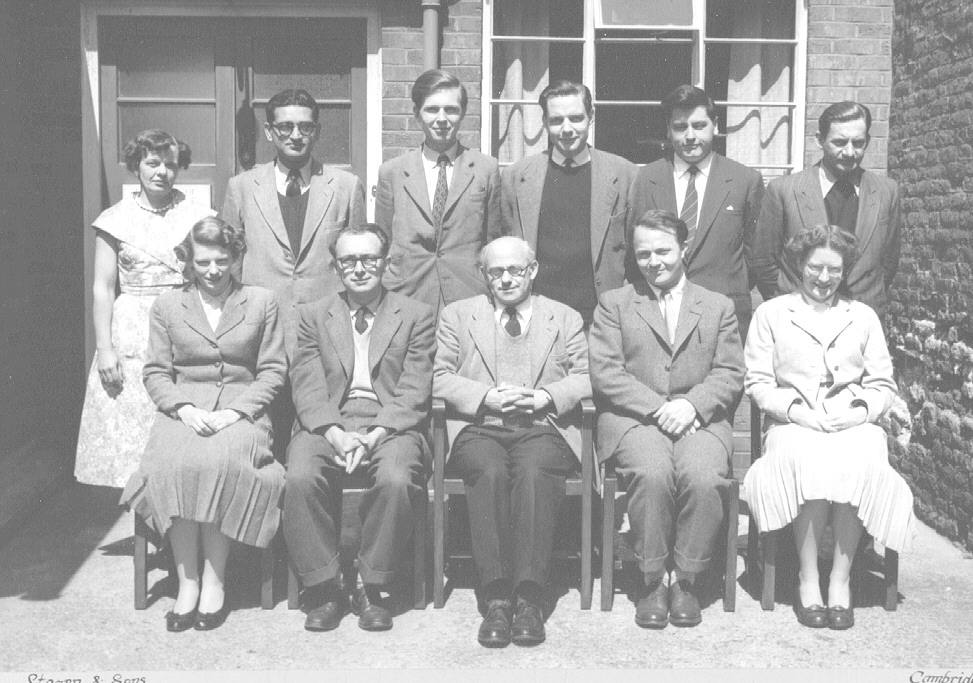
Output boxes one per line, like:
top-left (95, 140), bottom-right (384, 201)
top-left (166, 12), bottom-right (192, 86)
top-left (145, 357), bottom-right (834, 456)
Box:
top-left (483, 0), bottom-right (806, 179)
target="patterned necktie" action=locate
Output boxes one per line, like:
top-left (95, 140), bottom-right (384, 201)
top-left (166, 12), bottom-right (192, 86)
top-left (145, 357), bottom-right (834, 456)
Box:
top-left (354, 307), bottom-right (369, 335)
top-left (285, 168), bottom-right (302, 198)
top-left (660, 290), bottom-right (677, 344)
top-left (504, 306), bottom-right (521, 337)
top-left (432, 153), bottom-right (450, 227)
top-left (680, 165), bottom-right (699, 244)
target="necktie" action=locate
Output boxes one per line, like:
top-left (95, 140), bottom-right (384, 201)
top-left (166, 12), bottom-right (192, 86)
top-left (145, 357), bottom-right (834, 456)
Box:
top-left (504, 306), bottom-right (521, 337)
top-left (825, 177), bottom-right (857, 232)
top-left (660, 290), bottom-right (677, 344)
top-left (285, 168), bottom-right (302, 198)
top-left (354, 307), bottom-right (369, 335)
top-left (680, 165), bottom-right (699, 244)
top-left (432, 153), bottom-right (450, 227)
top-left (563, 157), bottom-right (574, 169)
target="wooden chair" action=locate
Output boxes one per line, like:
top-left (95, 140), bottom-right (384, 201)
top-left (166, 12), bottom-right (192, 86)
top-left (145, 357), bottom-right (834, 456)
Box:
top-left (749, 405), bottom-right (899, 611)
top-left (431, 398), bottom-right (596, 610)
top-left (133, 514), bottom-right (275, 610)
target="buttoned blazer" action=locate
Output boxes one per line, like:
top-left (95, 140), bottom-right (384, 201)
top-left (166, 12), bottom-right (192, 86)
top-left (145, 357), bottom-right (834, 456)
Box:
top-left (752, 165), bottom-right (901, 319)
top-left (433, 294), bottom-right (591, 462)
top-left (501, 148), bottom-right (638, 296)
top-left (626, 153), bottom-right (764, 322)
top-left (589, 279), bottom-right (745, 462)
top-left (289, 289), bottom-right (436, 436)
top-left (375, 146), bottom-right (502, 314)
top-left (745, 292), bottom-right (895, 431)
top-left (143, 283), bottom-right (286, 420)
top-left (219, 159), bottom-right (367, 358)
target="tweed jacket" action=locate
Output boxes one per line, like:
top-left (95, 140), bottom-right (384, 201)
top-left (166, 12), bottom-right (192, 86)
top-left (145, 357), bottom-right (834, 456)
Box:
top-left (289, 289), bottom-right (436, 436)
top-left (433, 294), bottom-right (591, 462)
top-left (501, 147), bottom-right (638, 296)
top-left (142, 283), bottom-right (286, 420)
top-left (219, 159), bottom-right (367, 357)
top-left (589, 279), bottom-right (745, 461)
top-left (375, 146), bottom-right (502, 314)
top-left (752, 165), bottom-right (901, 319)
top-left (745, 292), bottom-right (895, 431)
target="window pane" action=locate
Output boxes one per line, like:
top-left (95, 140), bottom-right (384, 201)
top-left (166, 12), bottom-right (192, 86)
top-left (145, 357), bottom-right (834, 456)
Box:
top-left (599, 0), bottom-right (695, 27)
top-left (595, 105), bottom-right (668, 164)
top-left (707, 0), bottom-right (795, 40)
top-left (596, 37), bottom-right (693, 102)
top-left (118, 104), bottom-right (216, 165)
top-left (494, 0), bottom-right (583, 37)
top-left (254, 105), bottom-right (350, 166)
top-left (110, 19), bottom-right (216, 99)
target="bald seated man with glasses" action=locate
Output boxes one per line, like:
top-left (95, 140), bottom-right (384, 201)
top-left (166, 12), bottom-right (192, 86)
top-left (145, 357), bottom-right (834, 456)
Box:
top-left (434, 236), bottom-right (592, 648)
top-left (285, 223), bottom-right (435, 633)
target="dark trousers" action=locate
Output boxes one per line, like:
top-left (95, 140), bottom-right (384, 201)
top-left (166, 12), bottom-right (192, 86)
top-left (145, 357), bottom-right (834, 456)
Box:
top-left (268, 379), bottom-right (295, 464)
top-left (283, 399), bottom-right (427, 588)
top-left (447, 424), bottom-right (577, 600)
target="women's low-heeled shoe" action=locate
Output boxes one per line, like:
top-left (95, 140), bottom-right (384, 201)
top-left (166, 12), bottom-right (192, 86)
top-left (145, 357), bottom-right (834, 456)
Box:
top-left (165, 610), bottom-right (197, 632)
top-left (194, 604), bottom-right (229, 631)
top-left (795, 597), bottom-right (828, 628)
top-left (828, 605), bottom-right (855, 630)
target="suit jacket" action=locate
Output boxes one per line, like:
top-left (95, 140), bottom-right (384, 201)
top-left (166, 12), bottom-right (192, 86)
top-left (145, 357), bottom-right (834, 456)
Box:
top-left (626, 153), bottom-right (764, 323)
top-left (752, 165), bottom-right (901, 319)
top-left (433, 294), bottom-right (592, 461)
top-left (289, 289), bottom-right (436, 436)
top-left (501, 148), bottom-right (638, 296)
top-left (745, 292), bottom-right (895, 432)
top-left (375, 146), bottom-right (502, 315)
top-left (589, 279), bottom-right (745, 461)
top-left (219, 159), bottom-right (367, 358)
top-left (143, 283), bottom-right (286, 420)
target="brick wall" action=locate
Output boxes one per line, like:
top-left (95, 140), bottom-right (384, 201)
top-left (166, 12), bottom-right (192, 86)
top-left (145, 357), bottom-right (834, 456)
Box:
top-left (806, 0), bottom-right (894, 173)
top-left (380, 0), bottom-right (483, 161)
top-left (888, 0), bottom-right (973, 552)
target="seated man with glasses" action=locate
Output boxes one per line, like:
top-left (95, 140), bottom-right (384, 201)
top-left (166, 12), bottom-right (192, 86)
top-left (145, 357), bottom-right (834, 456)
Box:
top-left (285, 223), bottom-right (436, 633)
top-left (434, 236), bottom-right (591, 647)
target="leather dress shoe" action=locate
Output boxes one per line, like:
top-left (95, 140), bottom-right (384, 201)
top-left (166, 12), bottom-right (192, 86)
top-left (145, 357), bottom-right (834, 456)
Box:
top-left (478, 599), bottom-right (513, 648)
top-left (669, 580), bottom-right (702, 627)
top-left (510, 598), bottom-right (545, 646)
top-left (635, 579), bottom-right (669, 629)
top-left (351, 585), bottom-right (393, 631)
top-left (795, 595), bottom-right (829, 629)
top-left (194, 603), bottom-right (229, 631)
top-left (303, 587), bottom-right (346, 632)
top-left (165, 609), bottom-right (196, 633)
top-left (828, 605), bottom-right (855, 630)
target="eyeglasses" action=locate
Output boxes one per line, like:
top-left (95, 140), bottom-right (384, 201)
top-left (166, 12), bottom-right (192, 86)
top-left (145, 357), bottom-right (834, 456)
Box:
top-left (805, 263), bottom-right (844, 278)
top-left (269, 121), bottom-right (317, 138)
top-left (485, 264), bottom-right (531, 280)
top-left (336, 254), bottom-right (383, 271)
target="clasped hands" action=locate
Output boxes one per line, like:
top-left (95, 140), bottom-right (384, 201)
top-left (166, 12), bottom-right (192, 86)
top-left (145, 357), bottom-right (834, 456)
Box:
top-left (787, 402), bottom-right (867, 432)
top-left (651, 398), bottom-right (701, 439)
top-left (483, 384), bottom-right (552, 415)
top-left (324, 425), bottom-right (389, 474)
top-left (176, 405), bottom-right (243, 436)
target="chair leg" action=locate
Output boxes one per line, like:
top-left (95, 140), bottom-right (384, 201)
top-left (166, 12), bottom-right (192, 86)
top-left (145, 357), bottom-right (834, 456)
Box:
top-left (761, 530), bottom-right (777, 611)
top-left (433, 490), bottom-right (446, 609)
top-left (134, 516), bottom-right (148, 610)
top-left (746, 513), bottom-right (759, 584)
top-left (580, 480), bottom-right (593, 610)
top-left (723, 480), bottom-right (739, 612)
top-left (261, 538), bottom-right (276, 609)
top-left (884, 549), bottom-right (899, 611)
top-left (600, 476), bottom-right (617, 611)
top-left (413, 496), bottom-right (427, 610)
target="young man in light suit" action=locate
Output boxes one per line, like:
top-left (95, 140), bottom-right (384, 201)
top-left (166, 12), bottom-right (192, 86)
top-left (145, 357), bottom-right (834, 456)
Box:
top-left (590, 210), bottom-right (744, 630)
top-left (375, 69), bottom-right (502, 317)
top-left (752, 101), bottom-right (900, 323)
top-left (285, 223), bottom-right (436, 633)
top-left (434, 236), bottom-right (591, 648)
top-left (220, 88), bottom-right (367, 459)
top-left (627, 85), bottom-right (764, 339)
top-left (501, 80), bottom-right (637, 327)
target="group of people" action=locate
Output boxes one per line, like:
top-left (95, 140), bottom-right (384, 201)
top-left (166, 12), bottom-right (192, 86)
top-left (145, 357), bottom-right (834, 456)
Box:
top-left (73, 68), bottom-right (914, 645)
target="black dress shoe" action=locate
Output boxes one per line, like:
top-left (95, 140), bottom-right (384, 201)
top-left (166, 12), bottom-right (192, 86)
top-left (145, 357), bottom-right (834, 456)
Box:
top-left (510, 598), bottom-right (545, 646)
top-left (635, 579), bottom-right (669, 629)
top-left (795, 595), bottom-right (829, 628)
top-left (669, 580), bottom-right (702, 627)
top-left (165, 610), bottom-right (196, 633)
top-left (351, 585), bottom-right (393, 631)
top-left (303, 585), bottom-right (347, 632)
top-left (194, 603), bottom-right (229, 631)
top-left (478, 599), bottom-right (513, 648)
top-left (828, 605), bottom-right (855, 630)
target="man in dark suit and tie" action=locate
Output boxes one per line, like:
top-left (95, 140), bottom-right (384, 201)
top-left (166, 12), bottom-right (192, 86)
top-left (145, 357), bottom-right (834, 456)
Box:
top-left (590, 210), bottom-right (744, 629)
top-left (501, 80), bottom-right (637, 327)
top-left (375, 69), bottom-right (502, 317)
top-left (435, 236), bottom-right (591, 647)
top-left (753, 101), bottom-right (900, 322)
top-left (284, 223), bottom-right (436, 633)
top-left (627, 85), bottom-right (764, 338)
top-left (220, 88), bottom-right (367, 459)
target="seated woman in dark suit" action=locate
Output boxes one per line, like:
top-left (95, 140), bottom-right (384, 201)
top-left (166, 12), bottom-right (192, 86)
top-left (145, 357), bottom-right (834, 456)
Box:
top-left (122, 216), bottom-right (286, 632)
top-left (744, 224), bottom-right (913, 631)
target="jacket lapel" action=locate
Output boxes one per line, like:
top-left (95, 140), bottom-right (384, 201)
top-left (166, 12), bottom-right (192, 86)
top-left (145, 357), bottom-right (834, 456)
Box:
top-left (528, 297), bottom-right (558, 388)
top-left (441, 146), bottom-right (475, 224)
top-left (786, 294), bottom-right (853, 349)
top-left (252, 162), bottom-right (289, 251)
top-left (180, 286), bottom-right (217, 344)
top-left (796, 165), bottom-right (829, 229)
top-left (367, 291), bottom-right (402, 374)
top-left (853, 170), bottom-right (881, 257)
top-left (589, 149), bottom-right (620, 268)
top-left (325, 296), bottom-right (355, 381)
top-left (214, 283), bottom-right (248, 339)
top-left (634, 289), bottom-right (672, 353)
top-left (671, 283), bottom-right (703, 354)
top-left (299, 160), bottom-right (336, 260)
top-left (686, 155), bottom-right (731, 263)
top-left (469, 298), bottom-right (498, 382)
top-left (402, 148), bottom-right (434, 221)
top-left (514, 154), bottom-right (547, 248)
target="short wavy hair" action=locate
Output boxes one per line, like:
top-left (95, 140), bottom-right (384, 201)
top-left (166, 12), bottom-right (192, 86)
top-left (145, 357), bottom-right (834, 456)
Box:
top-left (632, 209), bottom-right (689, 247)
top-left (174, 216), bottom-right (247, 282)
top-left (539, 80), bottom-right (593, 118)
top-left (784, 224), bottom-right (859, 275)
top-left (122, 129), bottom-right (191, 173)
top-left (266, 88), bottom-right (320, 123)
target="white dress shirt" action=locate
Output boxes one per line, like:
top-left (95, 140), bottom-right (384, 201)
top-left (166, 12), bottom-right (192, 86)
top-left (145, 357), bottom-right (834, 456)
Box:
top-left (421, 143), bottom-right (459, 208)
top-left (274, 159), bottom-right (313, 196)
top-left (818, 164), bottom-right (861, 198)
top-left (673, 153), bottom-right (714, 215)
top-left (347, 302), bottom-right (379, 402)
top-left (551, 145), bottom-right (592, 168)
top-left (649, 274), bottom-right (687, 343)
top-left (493, 296), bottom-right (534, 334)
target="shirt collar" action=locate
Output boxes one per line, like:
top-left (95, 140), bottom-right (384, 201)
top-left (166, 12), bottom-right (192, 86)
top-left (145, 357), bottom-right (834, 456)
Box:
top-left (551, 145), bottom-right (591, 168)
top-left (345, 288), bottom-right (385, 316)
top-left (275, 158), bottom-right (313, 186)
top-left (648, 273), bottom-right (687, 300)
top-left (492, 294), bottom-right (533, 317)
top-left (818, 164), bottom-right (861, 197)
top-left (421, 143), bottom-right (460, 166)
top-left (673, 152), bottom-right (713, 178)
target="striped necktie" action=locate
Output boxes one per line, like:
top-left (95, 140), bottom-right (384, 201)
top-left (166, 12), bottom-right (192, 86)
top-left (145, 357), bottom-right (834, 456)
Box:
top-left (432, 154), bottom-right (450, 227)
top-left (680, 165), bottom-right (699, 244)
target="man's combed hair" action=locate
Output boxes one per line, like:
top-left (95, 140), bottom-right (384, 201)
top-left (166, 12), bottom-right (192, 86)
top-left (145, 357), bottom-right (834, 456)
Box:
top-left (411, 69), bottom-right (468, 114)
top-left (538, 80), bottom-right (593, 118)
top-left (633, 210), bottom-right (689, 246)
top-left (329, 223), bottom-right (391, 259)
top-left (818, 101), bottom-right (871, 137)
top-left (265, 89), bottom-right (320, 123)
